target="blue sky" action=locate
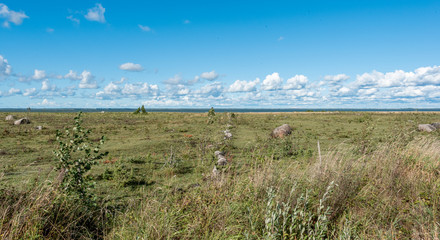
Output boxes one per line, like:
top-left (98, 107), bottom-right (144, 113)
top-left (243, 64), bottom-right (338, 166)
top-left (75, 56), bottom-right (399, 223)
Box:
top-left (1, 0), bottom-right (440, 108)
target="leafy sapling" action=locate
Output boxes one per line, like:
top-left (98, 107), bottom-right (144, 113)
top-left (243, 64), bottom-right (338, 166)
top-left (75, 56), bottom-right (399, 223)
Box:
top-left (53, 112), bottom-right (108, 203)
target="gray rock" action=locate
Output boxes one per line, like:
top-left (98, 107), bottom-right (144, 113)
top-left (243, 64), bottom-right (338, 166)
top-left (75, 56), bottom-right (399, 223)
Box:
top-left (271, 124), bottom-right (292, 138)
top-left (418, 124), bottom-right (436, 132)
top-left (5, 115), bottom-right (16, 121)
top-left (217, 156), bottom-right (227, 165)
top-left (214, 151), bottom-right (224, 157)
top-left (224, 129), bottom-right (232, 140)
top-left (431, 122), bottom-right (440, 129)
top-left (35, 126), bottom-right (43, 130)
top-left (14, 118), bottom-right (30, 125)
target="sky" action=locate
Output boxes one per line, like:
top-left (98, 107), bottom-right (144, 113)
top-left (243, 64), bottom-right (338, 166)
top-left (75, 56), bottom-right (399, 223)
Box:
top-left (1, 0), bottom-right (440, 109)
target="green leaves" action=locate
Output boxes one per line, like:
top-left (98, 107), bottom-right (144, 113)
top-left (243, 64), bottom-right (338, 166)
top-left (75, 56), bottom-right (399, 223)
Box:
top-left (53, 112), bottom-right (108, 204)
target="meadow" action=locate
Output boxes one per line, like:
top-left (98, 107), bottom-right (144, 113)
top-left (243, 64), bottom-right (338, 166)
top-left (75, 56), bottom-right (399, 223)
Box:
top-left (1, 111), bottom-right (440, 239)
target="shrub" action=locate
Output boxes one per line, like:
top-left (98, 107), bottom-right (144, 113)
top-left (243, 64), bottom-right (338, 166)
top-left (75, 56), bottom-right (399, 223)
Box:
top-left (53, 112), bottom-right (108, 203)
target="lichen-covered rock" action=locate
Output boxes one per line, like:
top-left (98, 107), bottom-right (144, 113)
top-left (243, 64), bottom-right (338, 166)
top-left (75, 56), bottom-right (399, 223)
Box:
top-left (418, 124), bottom-right (436, 132)
top-left (5, 115), bottom-right (16, 121)
top-left (271, 124), bottom-right (292, 138)
top-left (224, 129), bottom-right (232, 140)
top-left (217, 156), bottom-right (227, 165)
top-left (431, 122), bottom-right (440, 129)
top-left (14, 118), bottom-right (30, 125)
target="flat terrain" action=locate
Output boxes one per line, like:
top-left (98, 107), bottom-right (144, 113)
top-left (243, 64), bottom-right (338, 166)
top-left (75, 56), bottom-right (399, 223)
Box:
top-left (1, 111), bottom-right (440, 239)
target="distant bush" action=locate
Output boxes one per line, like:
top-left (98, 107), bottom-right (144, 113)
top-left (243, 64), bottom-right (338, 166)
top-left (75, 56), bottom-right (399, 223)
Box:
top-left (133, 105), bottom-right (148, 114)
top-left (207, 107), bottom-right (216, 124)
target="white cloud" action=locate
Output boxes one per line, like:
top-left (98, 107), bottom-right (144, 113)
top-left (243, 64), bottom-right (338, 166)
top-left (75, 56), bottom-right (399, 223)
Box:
top-left (228, 78), bottom-right (260, 92)
top-left (1, 87), bottom-right (21, 96)
top-left (0, 3), bottom-right (28, 28)
top-left (196, 82), bottom-right (223, 97)
top-left (64, 70), bottom-right (81, 80)
top-left (96, 82), bottom-right (159, 99)
top-left (278, 36), bottom-right (284, 41)
top-left (79, 71), bottom-right (98, 89)
top-left (324, 74), bottom-right (350, 85)
top-left (138, 24), bottom-right (151, 32)
top-left (261, 72), bottom-right (282, 90)
top-left (183, 19), bottom-right (190, 24)
top-left (33, 69), bottom-right (46, 80)
top-left (0, 55), bottom-right (12, 76)
top-left (283, 75), bottom-right (308, 90)
top-left (335, 87), bottom-right (353, 96)
top-left (41, 99), bottom-right (55, 106)
top-left (41, 79), bottom-right (56, 91)
top-left (84, 3), bottom-right (105, 23)
top-left (200, 70), bottom-right (219, 81)
top-left (23, 88), bottom-right (36, 96)
top-left (357, 88), bottom-right (377, 96)
top-left (119, 62), bottom-right (144, 72)
top-left (67, 15), bottom-right (80, 24)
top-left (164, 74), bottom-right (183, 85)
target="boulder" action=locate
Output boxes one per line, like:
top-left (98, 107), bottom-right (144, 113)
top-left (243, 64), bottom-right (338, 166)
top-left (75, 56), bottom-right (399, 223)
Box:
top-left (271, 124), bottom-right (292, 138)
top-left (224, 129), bottom-right (232, 140)
top-left (217, 156), bottom-right (227, 165)
top-left (418, 124), bottom-right (436, 132)
top-left (431, 122), bottom-right (440, 129)
top-left (14, 118), bottom-right (30, 125)
top-left (5, 115), bottom-right (16, 121)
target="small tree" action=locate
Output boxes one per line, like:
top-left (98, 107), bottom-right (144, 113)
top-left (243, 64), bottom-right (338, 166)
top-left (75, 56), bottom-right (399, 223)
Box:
top-left (141, 105), bottom-right (147, 114)
top-left (133, 107), bottom-right (141, 114)
top-left (207, 107), bottom-right (216, 124)
top-left (53, 112), bottom-right (108, 203)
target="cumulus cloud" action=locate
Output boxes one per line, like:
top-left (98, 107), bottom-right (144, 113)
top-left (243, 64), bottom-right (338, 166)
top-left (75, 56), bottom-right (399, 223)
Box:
top-left (138, 24), bottom-right (151, 32)
top-left (165, 74), bottom-right (182, 85)
top-left (64, 70), bottom-right (80, 80)
top-left (228, 78), bottom-right (260, 92)
top-left (283, 75), bottom-right (308, 90)
top-left (199, 70), bottom-right (219, 81)
top-left (195, 82), bottom-right (223, 97)
top-left (0, 55), bottom-right (12, 77)
top-left (1, 87), bottom-right (21, 97)
top-left (354, 66), bottom-right (440, 88)
top-left (85, 3), bottom-right (105, 23)
top-left (0, 3), bottom-right (28, 28)
top-left (79, 71), bottom-right (98, 89)
top-left (119, 62), bottom-right (144, 72)
top-left (33, 69), bottom-right (46, 80)
top-left (96, 82), bottom-right (159, 99)
top-left (261, 72), bottom-right (282, 90)
top-left (23, 88), bottom-right (36, 96)
top-left (324, 74), bottom-right (350, 85)
top-left (41, 99), bottom-right (55, 106)
top-left (334, 87), bottom-right (354, 96)
top-left (41, 79), bottom-right (56, 91)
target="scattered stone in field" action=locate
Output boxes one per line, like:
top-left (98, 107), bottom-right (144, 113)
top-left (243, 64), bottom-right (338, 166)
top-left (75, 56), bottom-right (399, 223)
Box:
top-left (14, 118), bottom-right (30, 125)
top-left (214, 151), bottom-right (224, 157)
top-left (101, 111), bottom-right (105, 113)
top-left (431, 122), bottom-right (440, 129)
top-left (35, 126), bottom-right (43, 130)
top-left (224, 129), bottom-right (232, 140)
top-left (217, 156), bottom-right (227, 165)
top-left (5, 115), bottom-right (16, 121)
top-left (271, 124), bottom-right (292, 138)
top-left (418, 124), bottom-right (436, 132)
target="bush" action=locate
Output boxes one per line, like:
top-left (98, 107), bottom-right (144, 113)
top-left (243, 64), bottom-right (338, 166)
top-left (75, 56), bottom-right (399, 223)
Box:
top-left (53, 112), bottom-right (108, 203)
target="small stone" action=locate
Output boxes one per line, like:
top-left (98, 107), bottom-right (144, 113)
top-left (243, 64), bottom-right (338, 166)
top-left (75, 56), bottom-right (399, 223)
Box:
top-left (418, 124), bottom-right (436, 132)
top-left (14, 118), bottom-right (31, 125)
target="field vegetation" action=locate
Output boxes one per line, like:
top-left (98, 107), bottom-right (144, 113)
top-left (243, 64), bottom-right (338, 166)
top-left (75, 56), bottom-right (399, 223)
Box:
top-left (1, 111), bottom-right (440, 239)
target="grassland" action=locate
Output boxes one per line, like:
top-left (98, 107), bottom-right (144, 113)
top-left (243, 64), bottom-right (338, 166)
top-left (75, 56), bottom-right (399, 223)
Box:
top-left (1, 111), bottom-right (440, 239)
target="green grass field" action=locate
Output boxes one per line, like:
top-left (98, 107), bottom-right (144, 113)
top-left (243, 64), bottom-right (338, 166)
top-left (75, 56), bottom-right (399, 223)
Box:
top-left (1, 111), bottom-right (440, 239)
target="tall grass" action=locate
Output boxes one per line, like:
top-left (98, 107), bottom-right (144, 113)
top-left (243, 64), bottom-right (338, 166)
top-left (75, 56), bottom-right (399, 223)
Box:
top-left (2, 135), bottom-right (440, 239)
